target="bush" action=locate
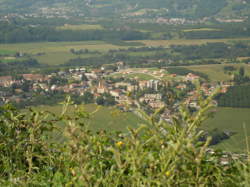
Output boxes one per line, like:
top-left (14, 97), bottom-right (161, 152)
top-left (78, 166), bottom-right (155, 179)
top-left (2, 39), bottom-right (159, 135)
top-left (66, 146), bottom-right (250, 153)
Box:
top-left (0, 95), bottom-right (249, 186)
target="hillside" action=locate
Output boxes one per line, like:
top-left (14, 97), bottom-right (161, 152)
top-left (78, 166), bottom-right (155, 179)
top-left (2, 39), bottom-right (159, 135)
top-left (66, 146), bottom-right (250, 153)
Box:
top-left (0, 0), bottom-right (249, 19)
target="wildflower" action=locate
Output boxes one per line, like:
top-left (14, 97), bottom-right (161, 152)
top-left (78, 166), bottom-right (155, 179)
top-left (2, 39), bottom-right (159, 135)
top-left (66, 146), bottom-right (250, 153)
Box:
top-left (116, 141), bottom-right (124, 147)
top-left (165, 171), bottom-right (171, 177)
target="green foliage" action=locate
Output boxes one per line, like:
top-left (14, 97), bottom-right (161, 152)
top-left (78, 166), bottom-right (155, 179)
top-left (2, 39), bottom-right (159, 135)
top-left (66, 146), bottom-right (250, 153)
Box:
top-left (0, 92), bottom-right (249, 185)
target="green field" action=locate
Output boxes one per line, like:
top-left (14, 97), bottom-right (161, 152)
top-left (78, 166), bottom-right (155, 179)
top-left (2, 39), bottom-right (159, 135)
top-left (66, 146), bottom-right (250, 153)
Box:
top-left (182, 28), bottom-right (221, 32)
top-left (0, 49), bottom-right (15, 55)
top-left (56, 24), bottom-right (104, 31)
top-left (0, 41), bottom-right (128, 65)
top-left (203, 107), bottom-right (250, 152)
top-left (32, 104), bottom-right (144, 132)
top-left (184, 64), bottom-right (250, 82)
top-left (111, 72), bottom-right (155, 80)
top-left (1, 38), bottom-right (250, 65)
top-left (137, 38), bottom-right (250, 47)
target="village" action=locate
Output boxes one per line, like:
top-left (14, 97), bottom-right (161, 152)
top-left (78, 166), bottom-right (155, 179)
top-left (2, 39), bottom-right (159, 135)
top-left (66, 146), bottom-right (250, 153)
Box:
top-left (0, 61), bottom-right (231, 123)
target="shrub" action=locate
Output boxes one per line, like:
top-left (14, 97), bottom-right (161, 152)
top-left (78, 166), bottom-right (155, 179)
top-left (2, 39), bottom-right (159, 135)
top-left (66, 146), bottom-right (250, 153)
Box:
top-left (0, 94), bottom-right (249, 186)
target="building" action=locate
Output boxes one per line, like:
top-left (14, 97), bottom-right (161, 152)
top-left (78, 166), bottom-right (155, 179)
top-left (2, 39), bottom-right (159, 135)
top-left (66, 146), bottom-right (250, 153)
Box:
top-left (148, 101), bottom-right (165, 109)
top-left (186, 73), bottom-right (200, 82)
top-left (110, 89), bottom-right (122, 98)
top-left (0, 76), bottom-right (12, 87)
top-left (97, 81), bottom-right (108, 94)
top-left (147, 80), bottom-right (159, 91)
top-left (22, 74), bottom-right (46, 82)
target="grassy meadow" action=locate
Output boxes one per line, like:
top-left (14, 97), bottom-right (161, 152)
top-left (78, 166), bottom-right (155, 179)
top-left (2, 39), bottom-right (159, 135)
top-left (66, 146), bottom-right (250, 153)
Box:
top-left (32, 104), bottom-right (144, 132)
top-left (204, 107), bottom-right (250, 152)
top-left (184, 64), bottom-right (250, 82)
top-left (1, 38), bottom-right (250, 65)
top-left (0, 41), bottom-right (128, 65)
top-left (137, 37), bottom-right (250, 47)
top-left (56, 24), bottom-right (104, 31)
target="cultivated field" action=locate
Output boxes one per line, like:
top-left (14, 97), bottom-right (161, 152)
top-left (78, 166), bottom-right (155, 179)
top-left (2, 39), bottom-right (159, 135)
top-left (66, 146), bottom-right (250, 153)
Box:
top-left (203, 107), bottom-right (250, 152)
top-left (0, 41), bottom-right (128, 65)
top-left (1, 38), bottom-right (250, 65)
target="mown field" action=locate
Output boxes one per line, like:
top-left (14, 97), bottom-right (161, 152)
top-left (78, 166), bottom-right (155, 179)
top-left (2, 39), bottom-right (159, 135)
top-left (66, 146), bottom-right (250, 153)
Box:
top-left (0, 41), bottom-right (129, 65)
top-left (203, 107), bottom-right (250, 152)
top-left (1, 38), bottom-right (250, 65)
top-left (137, 38), bottom-right (250, 47)
top-left (56, 24), bottom-right (104, 31)
top-left (32, 104), bottom-right (144, 132)
top-left (184, 63), bottom-right (250, 82)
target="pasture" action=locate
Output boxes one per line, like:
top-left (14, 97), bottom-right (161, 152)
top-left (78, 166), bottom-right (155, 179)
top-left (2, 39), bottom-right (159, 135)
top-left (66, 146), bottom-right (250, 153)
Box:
top-left (137, 38), bottom-right (250, 47)
top-left (184, 63), bottom-right (250, 82)
top-left (203, 107), bottom-right (250, 152)
top-left (1, 38), bottom-right (250, 65)
top-left (0, 41), bottom-right (128, 65)
top-left (32, 104), bottom-right (144, 132)
top-left (56, 24), bottom-right (104, 31)
top-left (182, 28), bottom-right (221, 32)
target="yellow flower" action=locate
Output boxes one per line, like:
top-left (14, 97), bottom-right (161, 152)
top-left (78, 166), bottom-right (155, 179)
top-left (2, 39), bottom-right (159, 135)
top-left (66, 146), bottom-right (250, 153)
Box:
top-left (116, 141), bottom-right (124, 147)
top-left (165, 171), bottom-right (171, 177)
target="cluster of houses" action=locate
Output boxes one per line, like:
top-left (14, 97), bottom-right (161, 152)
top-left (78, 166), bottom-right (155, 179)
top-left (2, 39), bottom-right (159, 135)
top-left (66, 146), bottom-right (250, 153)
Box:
top-left (0, 64), bottom-right (232, 123)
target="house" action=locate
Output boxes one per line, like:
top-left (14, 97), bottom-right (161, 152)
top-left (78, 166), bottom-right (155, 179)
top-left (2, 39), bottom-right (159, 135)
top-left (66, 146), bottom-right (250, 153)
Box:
top-left (186, 73), bottom-right (200, 82)
top-left (22, 74), bottom-right (46, 82)
top-left (148, 101), bottom-right (165, 109)
top-left (116, 61), bottom-right (125, 71)
top-left (139, 80), bottom-right (148, 90)
top-left (144, 94), bottom-right (162, 101)
top-left (116, 95), bottom-right (133, 105)
top-left (127, 85), bottom-right (138, 92)
top-left (176, 84), bottom-right (187, 90)
top-left (0, 76), bottom-right (12, 87)
top-left (110, 89), bottom-right (122, 98)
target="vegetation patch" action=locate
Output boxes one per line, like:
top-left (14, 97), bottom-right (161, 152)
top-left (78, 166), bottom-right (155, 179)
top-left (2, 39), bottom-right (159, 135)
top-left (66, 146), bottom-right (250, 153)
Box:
top-left (56, 24), bottom-right (104, 31)
top-left (204, 107), bottom-right (250, 152)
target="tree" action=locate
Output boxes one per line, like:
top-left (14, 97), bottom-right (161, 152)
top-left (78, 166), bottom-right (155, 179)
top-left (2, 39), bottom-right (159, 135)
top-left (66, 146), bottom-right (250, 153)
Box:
top-left (96, 96), bottom-right (105, 105)
top-left (82, 91), bottom-right (94, 104)
top-left (239, 66), bottom-right (245, 77)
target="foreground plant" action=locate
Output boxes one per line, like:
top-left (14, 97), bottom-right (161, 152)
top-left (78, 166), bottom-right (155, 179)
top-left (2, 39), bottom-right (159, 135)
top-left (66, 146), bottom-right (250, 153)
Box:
top-left (0, 93), bottom-right (249, 186)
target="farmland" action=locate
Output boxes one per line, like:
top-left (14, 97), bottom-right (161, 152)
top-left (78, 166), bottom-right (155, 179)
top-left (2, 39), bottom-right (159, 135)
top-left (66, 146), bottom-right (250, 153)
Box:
top-left (184, 64), bottom-right (250, 82)
top-left (1, 38), bottom-right (250, 65)
top-left (32, 104), bottom-right (144, 132)
top-left (203, 107), bottom-right (250, 152)
top-left (137, 38), bottom-right (250, 47)
top-left (56, 24), bottom-right (104, 31)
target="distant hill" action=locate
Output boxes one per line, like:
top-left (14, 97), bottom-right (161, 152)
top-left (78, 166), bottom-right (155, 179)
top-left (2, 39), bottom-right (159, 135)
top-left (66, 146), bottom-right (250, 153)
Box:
top-left (0, 0), bottom-right (250, 19)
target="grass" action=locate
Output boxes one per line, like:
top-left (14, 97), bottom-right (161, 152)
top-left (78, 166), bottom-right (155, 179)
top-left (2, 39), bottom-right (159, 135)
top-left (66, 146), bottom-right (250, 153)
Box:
top-left (137, 38), bottom-right (250, 47)
top-left (110, 72), bottom-right (155, 80)
top-left (0, 49), bottom-right (16, 55)
top-left (184, 63), bottom-right (250, 82)
top-left (56, 24), bottom-right (104, 31)
top-left (203, 107), bottom-right (250, 152)
top-left (32, 104), bottom-right (144, 132)
top-left (0, 41), bottom-right (128, 65)
top-left (1, 38), bottom-right (250, 65)
top-left (182, 28), bottom-right (221, 32)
